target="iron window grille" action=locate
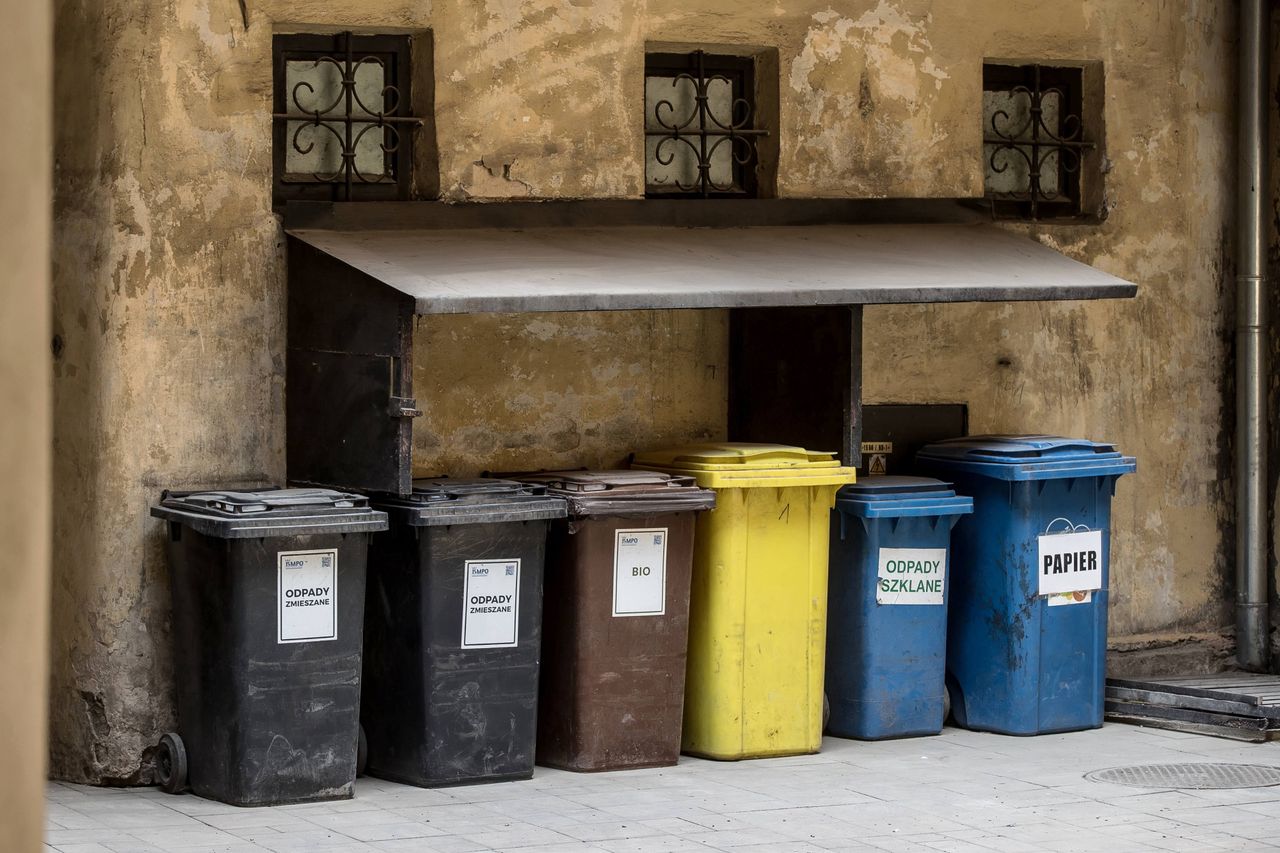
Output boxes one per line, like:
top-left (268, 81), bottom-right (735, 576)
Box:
top-left (272, 32), bottom-right (423, 204)
top-left (645, 51), bottom-right (767, 198)
top-left (983, 63), bottom-right (1094, 220)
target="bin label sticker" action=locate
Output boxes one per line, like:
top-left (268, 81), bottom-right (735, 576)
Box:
top-left (277, 549), bottom-right (337, 644)
top-left (613, 528), bottom-right (667, 617)
top-left (877, 548), bottom-right (946, 605)
top-left (1047, 590), bottom-right (1093, 607)
top-left (861, 442), bottom-right (893, 454)
top-left (1037, 524), bottom-right (1103, 596)
top-left (461, 559), bottom-right (520, 648)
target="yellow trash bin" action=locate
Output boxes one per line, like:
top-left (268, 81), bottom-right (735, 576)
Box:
top-left (631, 443), bottom-right (856, 760)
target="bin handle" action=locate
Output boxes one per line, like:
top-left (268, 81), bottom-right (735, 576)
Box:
top-left (1044, 517), bottom-right (1091, 535)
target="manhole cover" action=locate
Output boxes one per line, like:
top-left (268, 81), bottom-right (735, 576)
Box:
top-left (1087, 763), bottom-right (1280, 790)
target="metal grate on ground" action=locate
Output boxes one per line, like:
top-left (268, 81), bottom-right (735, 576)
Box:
top-left (1087, 762), bottom-right (1280, 790)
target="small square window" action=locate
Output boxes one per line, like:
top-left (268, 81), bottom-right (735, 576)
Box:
top-left (982, 63), bottom-right (1099, 220)
top-left (273, 32), bottom-right (422, 205)
top-left (644, 50), bottom-right (768, 198)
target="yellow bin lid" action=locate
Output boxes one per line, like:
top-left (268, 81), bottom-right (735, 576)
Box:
top-left (632, 442), bottom-right (856, 488)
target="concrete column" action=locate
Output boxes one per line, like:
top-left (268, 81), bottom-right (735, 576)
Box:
top-left (0, 0), bottom-right (53, 848)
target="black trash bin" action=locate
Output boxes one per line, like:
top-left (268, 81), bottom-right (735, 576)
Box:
top-left (361, 478), bottom-right (566, 787)
top-left (150, 488), bottom-right (387, 806)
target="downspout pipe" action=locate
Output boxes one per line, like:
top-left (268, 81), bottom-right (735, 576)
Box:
top-left (1236, 0), bottom-right (1271, 672)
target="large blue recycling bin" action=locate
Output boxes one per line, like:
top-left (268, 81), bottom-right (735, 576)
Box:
top-left (915, 436), bottom-right (1136, 735)
top-left (826, 477), bottom-right (973, 740)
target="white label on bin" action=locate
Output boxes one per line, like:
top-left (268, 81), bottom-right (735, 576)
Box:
top-left (1047, 591), bottom-right (1093, 607)
top-left (461, 559), bottom-right (520, 648)
top-left (876, 548), bottom-right (946, 605)
top-left (613, 528), bottom-right (667, 617)
top-left (1037, 528), bottom-right (1103, 596)
top-left (277, 549), bottom-right (338, 644)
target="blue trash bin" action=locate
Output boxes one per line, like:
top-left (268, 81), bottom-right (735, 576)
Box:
top-left (915, 435), bottom-right (1136, 736)
top-left (825, 477), bottom-right (973, 740)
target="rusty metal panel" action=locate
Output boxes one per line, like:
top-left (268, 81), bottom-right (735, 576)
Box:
top-left (860, 404), bottom-right (969, 476)
top-left (728, 306), bottom-right (861, 466)
top-left (287, 237), bottom-right (415, 495)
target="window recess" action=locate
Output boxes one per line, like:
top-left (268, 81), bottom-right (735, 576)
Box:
top-left (272, 32), bottom-right (424, 205)
top-left (982, 62), bottom-right (1103, 220)
top-left (644, 49), bottom-right (773, 199)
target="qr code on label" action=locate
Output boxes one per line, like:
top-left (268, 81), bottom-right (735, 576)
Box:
top-left (653, 535), bottom-right (663, 545)
top-left (506, 565), bottom-right (516, 576)
top-left (321, 555), bottom-right (333, 569)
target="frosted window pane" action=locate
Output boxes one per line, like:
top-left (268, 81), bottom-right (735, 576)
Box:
top-left (983, 89), bottom-right (1060, 196)
top-left (645, 75), bottom-right (735, 191)
top-left (285, 59), bottom-right (389, 180)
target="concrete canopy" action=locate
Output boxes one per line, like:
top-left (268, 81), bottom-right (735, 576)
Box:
top-left (287, 222), bottom-right (1137, 314)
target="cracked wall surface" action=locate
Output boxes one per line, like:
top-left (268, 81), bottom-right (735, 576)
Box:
top-left (51, 0), bottom-right (1241, 782)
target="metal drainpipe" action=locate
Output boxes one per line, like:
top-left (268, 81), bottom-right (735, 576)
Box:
top-left (1236, 0), bottom-right (1271, 672)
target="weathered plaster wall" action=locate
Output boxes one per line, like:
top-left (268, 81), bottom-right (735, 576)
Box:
top-left (413, 311), bottom-right (727, 475)
top-left (2, 0), bottom-right (52, 844)
top-left (51, 0), bottom-right (286, 782)
top-left (863, 1), bottom-right (1238, 637)
top-left (51, 0), bottom-right (1238, 782)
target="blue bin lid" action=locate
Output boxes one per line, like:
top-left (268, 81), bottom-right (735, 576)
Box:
top-left (840, 476), bottom-right (954, 500)
top-left (836, 476), bottom-right (973, 519)
top-left (916, 435), bottom-right (1137, 481)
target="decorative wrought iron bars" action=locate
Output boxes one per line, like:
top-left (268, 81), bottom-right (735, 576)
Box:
top-left (982, 64), bottom-right (1094, 219)
top-left (272, 32), bottom-right (422, 203)
top-left (645, 51), bottom-right (768, 198)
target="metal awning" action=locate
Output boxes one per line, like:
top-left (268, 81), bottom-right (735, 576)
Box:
top-left (286, 221), bottom-right (1137, 315)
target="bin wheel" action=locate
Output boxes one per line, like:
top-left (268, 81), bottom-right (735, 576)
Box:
top-left (356, 724), bottom-right (368, 778)
top-left (942, 686), bottom-right (953, 726)
top-left (155, 732), bottom-right (187, 794)
top-left (822, 692), bottom-right (831, 733)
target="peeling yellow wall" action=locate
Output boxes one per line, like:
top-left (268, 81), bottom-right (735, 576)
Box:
top-left (865, 1), bottom-right (1237, 636)
top-left (414, 311), bottom-right (726, 475)
top-left (51, 0), bottom-right (1239, 782)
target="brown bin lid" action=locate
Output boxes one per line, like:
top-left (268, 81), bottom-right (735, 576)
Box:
top-left (509, 470), bottom-right (715, 518)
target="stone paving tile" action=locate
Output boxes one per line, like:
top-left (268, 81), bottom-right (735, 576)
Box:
top-left (44, 727), bottom-right (1280, 853)
top-left (456, 824), bottom-right (579, 849)
top-left (682, 828), bottom-right (797, 849)
top-left (595, 836), bottom-right (714, 853)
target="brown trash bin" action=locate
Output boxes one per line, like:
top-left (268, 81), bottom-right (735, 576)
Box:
top-left (508, 470), bottom-right (715, 772)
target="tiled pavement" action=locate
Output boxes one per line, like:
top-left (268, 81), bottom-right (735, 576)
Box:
top-left (45, 724), bottom-right (1280, 853)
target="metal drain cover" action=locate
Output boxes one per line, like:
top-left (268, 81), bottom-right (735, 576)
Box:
top-left (1087, 763), bottom-right (1280, 790)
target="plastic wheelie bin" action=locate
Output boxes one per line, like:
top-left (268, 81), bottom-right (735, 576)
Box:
top-left (150, 488), bottom-right (388, 806)
top-left (825, 477), bottom-right (973, 740)
top-left (361, 478), bottom-right (566, 787)
top-left (631, 443), bottom-right (856, 759)
top-left (915, 436), bottom-right (1135, 735)
top-left (508, 470), bottom-right (715, 772)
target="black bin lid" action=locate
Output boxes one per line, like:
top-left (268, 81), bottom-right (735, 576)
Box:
top-left (373, 477), bottom-right (568, 527)
top-left (151, 487), bottom-right (389, 539)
